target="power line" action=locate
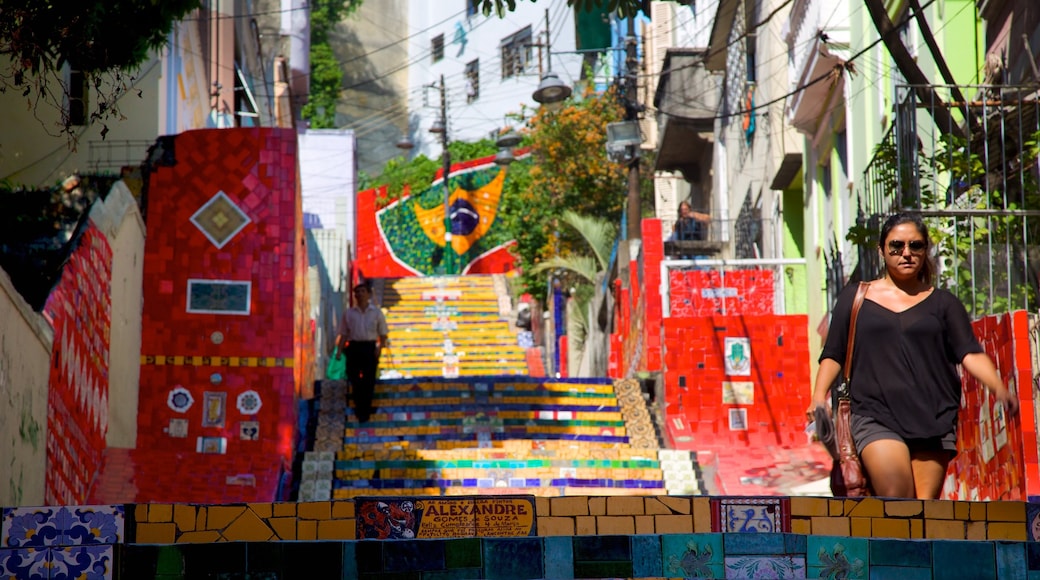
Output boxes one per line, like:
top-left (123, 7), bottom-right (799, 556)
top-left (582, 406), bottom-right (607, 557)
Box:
top-left (658, 0), bottom-right (938, 123)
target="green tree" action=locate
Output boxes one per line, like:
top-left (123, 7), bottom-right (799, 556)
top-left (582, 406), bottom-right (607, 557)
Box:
top-left (497, 86), bottom-right (629, 299)
top-left (529, 210), bottom-right (616, 376)
top-left (301, 0), bottom-right (363, 129)
top-left (0, 0), bottom-right (201, 135)
top-left (361, 87), bottom-right (644, 302)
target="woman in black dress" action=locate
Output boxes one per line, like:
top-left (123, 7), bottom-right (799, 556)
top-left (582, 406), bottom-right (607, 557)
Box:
top-left (810, 212), bottom-right (1018, 499)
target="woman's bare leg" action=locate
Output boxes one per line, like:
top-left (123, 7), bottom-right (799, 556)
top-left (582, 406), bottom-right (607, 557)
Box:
top-left (910, 451), bottom-right (951, 499)
top-left (860, 439), bottom-right (915, 498)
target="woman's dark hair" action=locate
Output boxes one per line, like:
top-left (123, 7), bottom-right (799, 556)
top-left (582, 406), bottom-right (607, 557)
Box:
top-left (879, 212), bottom-right (934, 284)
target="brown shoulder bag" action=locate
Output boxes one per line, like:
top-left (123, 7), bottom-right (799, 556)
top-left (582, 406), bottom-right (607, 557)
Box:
top-left (830, 282), bottom-right (873, 497)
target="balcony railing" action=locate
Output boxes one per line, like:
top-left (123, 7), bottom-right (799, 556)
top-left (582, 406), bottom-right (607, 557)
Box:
top-left (87, 140), bottom-right (153, 173)
top-left (858, 84), bottom-right (1040, 315)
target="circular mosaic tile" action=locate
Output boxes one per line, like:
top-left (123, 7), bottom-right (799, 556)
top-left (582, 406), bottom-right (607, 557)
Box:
top-left (167, 386), bottom-right (194, 413)
top-left (236, 390), bottom-right (262, 414)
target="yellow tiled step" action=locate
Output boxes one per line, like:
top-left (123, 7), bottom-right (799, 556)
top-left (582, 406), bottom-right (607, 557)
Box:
top-left (337, 443), bottom-right (655, 460)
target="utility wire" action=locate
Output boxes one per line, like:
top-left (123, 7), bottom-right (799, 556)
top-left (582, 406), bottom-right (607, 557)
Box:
top-left (658, 0), bottom-right (938, 122)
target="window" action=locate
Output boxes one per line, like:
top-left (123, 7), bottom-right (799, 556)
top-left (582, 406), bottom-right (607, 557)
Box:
top-left (500, 26), bottom-right (532, 79)
top-left (465, 59), bottom-right (480, 103)
top-left (432, 34), bottom-right (445, 63)
top-left (745, 33), bottom-right (757, 84)
top-left (66, 63), bottom-right (88, 126)
top-left (186, 280), bottom-right (252, 315)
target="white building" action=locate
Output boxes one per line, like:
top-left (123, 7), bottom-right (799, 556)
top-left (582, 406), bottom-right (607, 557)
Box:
top-left (0, 1), bottom-right (281, 187)
top-left (404, 0), bottom-right (589, 160)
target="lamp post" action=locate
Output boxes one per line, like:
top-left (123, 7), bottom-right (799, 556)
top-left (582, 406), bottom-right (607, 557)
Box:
top-left (429, 75), bottom-right (453, 276)
top-left (531, 9), bottom-right (572, 107)
top-left (623, 16), bottom-right (641, 242)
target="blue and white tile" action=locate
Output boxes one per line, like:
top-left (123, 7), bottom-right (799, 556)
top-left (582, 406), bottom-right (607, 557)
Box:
top-left (0, 547), bottom-right (49, 579)
top-left (2, 505), bottom-right (124, 547)
top-left (51, 545), bottom-right (114, 579)
top-left (724, 555), bottom-right (806, 579)
top-left (719, 498), bottom-right (784, 533)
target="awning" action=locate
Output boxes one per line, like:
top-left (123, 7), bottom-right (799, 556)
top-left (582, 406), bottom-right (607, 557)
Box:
top-left (786, 39), bottom-right (846, 140)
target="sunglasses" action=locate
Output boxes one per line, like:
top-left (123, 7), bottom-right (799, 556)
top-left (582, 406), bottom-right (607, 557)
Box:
top-left (887, 240), bottom-right (927, 255)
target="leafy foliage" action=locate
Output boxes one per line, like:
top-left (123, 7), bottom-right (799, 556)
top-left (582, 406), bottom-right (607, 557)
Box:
top-left (497, 86), bottom-right (628, 298)
top-left (0, 0), bottom-right (201, 137)
top-left (855, 131), bottom-right (1040, 315)
top-left (302, 0), bottom-right (363, 129)
top-left (364, 86), bottom-right (638, 301)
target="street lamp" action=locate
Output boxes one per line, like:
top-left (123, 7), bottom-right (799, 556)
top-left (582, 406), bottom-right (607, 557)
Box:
top-left (531, 9), bottom-right (571, 107)
top-left (494, 127), bottom-right (521, 166)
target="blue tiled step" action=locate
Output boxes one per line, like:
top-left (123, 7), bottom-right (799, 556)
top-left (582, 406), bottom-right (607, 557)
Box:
top-left (339, 432), bottom-right (630, 445)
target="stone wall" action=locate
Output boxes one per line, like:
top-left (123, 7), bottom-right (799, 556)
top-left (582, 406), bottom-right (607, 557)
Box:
top-left (0, 268), bottom-right (52, 506)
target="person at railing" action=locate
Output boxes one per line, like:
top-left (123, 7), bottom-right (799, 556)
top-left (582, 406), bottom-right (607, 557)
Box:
top-left (809, 211), bottom-right (1018, 499)
top-left (668, 200), bottom-right (710, 242)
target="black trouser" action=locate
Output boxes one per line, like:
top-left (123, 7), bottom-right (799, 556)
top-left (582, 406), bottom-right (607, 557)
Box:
top-left (345, 341), bottom-right (379, 422)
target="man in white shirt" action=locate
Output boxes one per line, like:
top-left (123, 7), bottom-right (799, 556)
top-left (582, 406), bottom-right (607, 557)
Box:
top-left (336, 284), bottom-right (389, 423)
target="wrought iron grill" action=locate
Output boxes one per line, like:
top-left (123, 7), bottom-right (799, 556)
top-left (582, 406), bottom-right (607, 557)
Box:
top-left (858, 84), bottom-right (1040, 317)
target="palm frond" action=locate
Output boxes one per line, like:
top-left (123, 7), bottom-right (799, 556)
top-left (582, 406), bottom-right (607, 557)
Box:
top-left (528, 255), bottom-right (600, 284)
top-left (561, 210), bottom-right (616, 271)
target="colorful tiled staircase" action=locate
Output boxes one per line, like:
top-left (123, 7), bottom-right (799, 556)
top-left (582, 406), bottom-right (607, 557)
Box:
top-left (377, 275), bottom-right (528, 378)
top-left (297, 275), bottom-right (705, 500)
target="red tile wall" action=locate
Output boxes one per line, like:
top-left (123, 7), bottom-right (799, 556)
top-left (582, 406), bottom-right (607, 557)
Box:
top-left (669, 269), bottom-right (775, 317)
top-left (137, 128), bottom-right (300, 473)
top-left (945, 310), bottom-right (1032, 500)
top-left (42, 225), bottom-right (112, 505)
top-left (661, 315), bottom-right (812, 450)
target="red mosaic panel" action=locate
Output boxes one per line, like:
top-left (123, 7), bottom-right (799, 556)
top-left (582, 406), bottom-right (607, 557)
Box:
top-left (668, 269), bottom-right (775, 317)
top-left (137, 128), bottom-right (301, 489)
top-left (661, 315), bottom-right (812, 451)
top-left (41, 225), bottom-right (112, 505)
top-left (945, 310), bottom-right (1031, 500)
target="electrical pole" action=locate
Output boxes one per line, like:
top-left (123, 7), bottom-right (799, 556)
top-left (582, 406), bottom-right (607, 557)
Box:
top-left (437, 75), bottom-right (453, 276)
top-left (624, 16), bottom-right (641, 242)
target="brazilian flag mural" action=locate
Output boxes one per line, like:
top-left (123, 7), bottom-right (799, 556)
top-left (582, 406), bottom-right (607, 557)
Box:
top-left (374, 158), bottom-right (516, 276)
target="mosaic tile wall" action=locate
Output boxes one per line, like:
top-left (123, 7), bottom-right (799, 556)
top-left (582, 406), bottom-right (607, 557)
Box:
top-left (41, 225), bottom-right (112, 506)
top-left (0, 504), bottom-right (123, 578)
top-left (6, 499), bottom-right (1040, 578)
top-left (355, 155), bottom-right (518, 279)
top-left (114, 496), bottom-right (1037, 544)
top-left (661, 314), bottom-right (812, 450)
top-left (947, 310), bottom-right (1034, 500)
top-left (32, 533), bottom-right (1040, 579)
top-left (138, 128), bottom-right (301, 468)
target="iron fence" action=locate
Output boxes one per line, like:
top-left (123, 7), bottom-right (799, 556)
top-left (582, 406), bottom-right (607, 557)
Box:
top-left (858, 84), bottom-right (1040, 317)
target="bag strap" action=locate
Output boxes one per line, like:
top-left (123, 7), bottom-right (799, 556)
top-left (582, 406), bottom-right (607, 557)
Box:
top-left (843, 282), bottom-right (870, 383)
